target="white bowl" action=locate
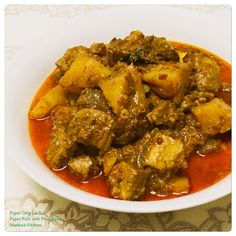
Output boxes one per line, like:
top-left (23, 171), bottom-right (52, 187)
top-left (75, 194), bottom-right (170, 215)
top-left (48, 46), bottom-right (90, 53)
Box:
top-left (5, 5), bottom-right (231, 213)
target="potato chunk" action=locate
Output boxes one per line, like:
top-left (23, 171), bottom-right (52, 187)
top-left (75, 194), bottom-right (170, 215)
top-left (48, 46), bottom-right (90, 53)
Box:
top-left (99, 64), bottom-right (146, 114)
top-left (143, 62), bottom-right (191, 103)
top-left (99, 70), bottom-right (128, 114)
top-left (29, 85), bottom-right (66, 119)
top-left (191, 98), bottom-right (231, 135)
top-left (60, 52), bottom-right (111, 93)
top-left (144, 132), bottom-right (187, 171)
top-left (108, 161), bottom-right (149, 200)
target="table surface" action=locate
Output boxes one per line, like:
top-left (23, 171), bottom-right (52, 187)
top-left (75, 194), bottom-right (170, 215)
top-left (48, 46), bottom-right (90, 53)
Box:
top-left (5, 4), bottom-right (231, 232)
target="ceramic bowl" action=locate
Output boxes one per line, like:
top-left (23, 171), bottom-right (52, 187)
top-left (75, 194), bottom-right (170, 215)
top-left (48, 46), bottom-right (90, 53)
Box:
top-left (5, 5), bottom-right (231, 212)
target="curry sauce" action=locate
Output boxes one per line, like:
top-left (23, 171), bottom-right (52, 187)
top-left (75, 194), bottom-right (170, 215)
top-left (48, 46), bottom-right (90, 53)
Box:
top-left (29, 32), bottom-right (231, 201)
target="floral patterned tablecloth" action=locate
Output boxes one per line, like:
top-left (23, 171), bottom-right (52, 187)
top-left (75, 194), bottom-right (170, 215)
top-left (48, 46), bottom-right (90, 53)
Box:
top-left (5, 5), bottom-right (231, 232)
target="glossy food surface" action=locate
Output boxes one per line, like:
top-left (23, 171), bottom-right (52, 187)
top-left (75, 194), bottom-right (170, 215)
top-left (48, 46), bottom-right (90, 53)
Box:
top-left (29, 32), bottom-right (231, 201)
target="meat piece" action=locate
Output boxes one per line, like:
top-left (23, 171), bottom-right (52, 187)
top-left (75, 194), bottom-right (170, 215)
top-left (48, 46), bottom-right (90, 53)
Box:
top-left (100, 143), bottom-right (140, 176)
top-left (147, 171), bottom-right (172, 194)
top-left (143, 132), bottom-right (187, 171)
top-left (113, 113), bottom-right (152, 146)
top-left (56, 46), bottom-right (89, 74)
top-left (180, 91), bottom-right (215, 110)
top-left (90, 43), bottom-right (111, 66)
top-left (122, 36), bottom-right (180, 64)
top-left (90, 31), bottom-right (144, 67)
top-left (108, 161), bottom-right (149, 200)
top-left (108, 31), bottom-right (145, 63)
top-left (145, 36), bottom-right (180, 62)
top-left (103, 31), bottom-right (147, 66)
top-left (68, 108), bottom-right (115, 151)
top-left (143, 62), bottom-right (191, 104)
top-left (147, 96), bottom-right (182, 127)
top-left (90, 43), bottom-right (108, 58)
top-left (68, 155), bottom-right (100, 180)
top-left (175, 125), bottom-right (205, 157)
top-left (196, 138), bottom-right (222, 156)
top-left (174, 114), bottom-right (206, 157)
top-left (105, 31), bottom-right (179, 66)
top-left (46, 106), bottom-right (78, 169)
top-left (148, 172), bottom-right (190, 195)
top-left (184, 52), bottom-right (220, 93)
top-left (100, 148), bottom-right (120, 176)
top-left (216, 81), bottom-right (231, 105)
top-left (191, 98), bottom-right (231, 135)
top-left (60, 51), bottom-right (112, 93)
top-left (77, 88), bottom-right (111, 114)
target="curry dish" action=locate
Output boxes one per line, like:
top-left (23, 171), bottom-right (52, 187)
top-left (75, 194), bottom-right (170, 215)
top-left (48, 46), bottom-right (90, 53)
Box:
top-left (29, 31), bottom-right (232, 201)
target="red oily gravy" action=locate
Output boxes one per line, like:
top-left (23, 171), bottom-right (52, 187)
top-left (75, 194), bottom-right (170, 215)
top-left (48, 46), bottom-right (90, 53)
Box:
top-left (28, 42), bottom-right (231, 201)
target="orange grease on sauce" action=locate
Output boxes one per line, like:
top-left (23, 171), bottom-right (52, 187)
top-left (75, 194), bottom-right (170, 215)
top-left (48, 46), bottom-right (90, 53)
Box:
top-left (187, 136), bottom-right (231, 191)
top-left (28, 43), bottom-right (231, 201)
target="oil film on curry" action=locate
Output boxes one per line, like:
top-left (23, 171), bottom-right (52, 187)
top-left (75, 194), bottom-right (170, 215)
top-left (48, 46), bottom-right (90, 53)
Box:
top-left (28, 31), bottom-right (231, 201)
